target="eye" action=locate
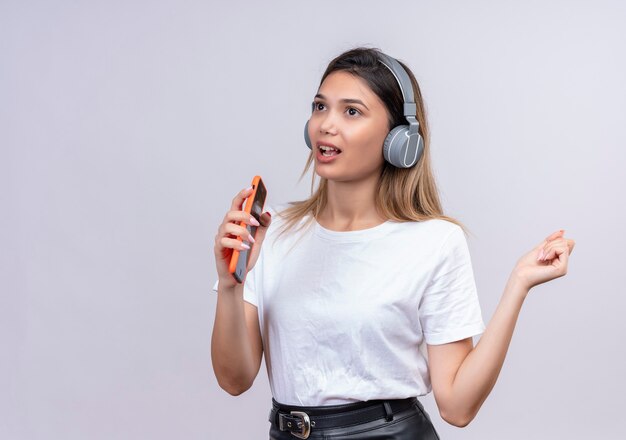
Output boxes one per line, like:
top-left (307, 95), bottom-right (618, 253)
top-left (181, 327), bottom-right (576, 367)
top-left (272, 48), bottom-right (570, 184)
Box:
top-left (312, 101), bottom-right (361, 117)
top-left (312, 101), bottom-right (326, 112)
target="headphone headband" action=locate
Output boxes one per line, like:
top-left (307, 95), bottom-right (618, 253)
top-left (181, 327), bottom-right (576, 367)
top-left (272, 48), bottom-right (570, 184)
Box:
top-left (376, 53), bottom-right (416, 116)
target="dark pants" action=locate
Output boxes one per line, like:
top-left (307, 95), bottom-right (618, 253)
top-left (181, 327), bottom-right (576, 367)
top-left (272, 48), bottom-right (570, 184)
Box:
top-left (268, 397), bottom-right (440, 440)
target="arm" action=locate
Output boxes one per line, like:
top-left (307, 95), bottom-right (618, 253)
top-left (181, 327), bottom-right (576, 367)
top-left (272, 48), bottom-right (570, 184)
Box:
top-left (427, 274), bottom-right (527, 427)
top-left (211, 283), bottom-right (263, 395)
top-left (211, 186), bottom-right (272, 395)
top-left (427, 229), bottom-right (575, 427)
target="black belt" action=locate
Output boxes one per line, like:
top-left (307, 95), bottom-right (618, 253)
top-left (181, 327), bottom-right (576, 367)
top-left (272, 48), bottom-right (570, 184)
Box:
top-left (268, 397), bottom-right (418, 439)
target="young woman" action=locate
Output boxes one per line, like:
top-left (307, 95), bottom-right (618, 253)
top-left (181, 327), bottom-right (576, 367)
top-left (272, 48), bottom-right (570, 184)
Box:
top-left (212, 47), bottom-right (575, 439)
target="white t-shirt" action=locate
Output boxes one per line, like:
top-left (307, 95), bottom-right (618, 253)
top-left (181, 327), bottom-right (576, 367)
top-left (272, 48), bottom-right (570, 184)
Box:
top-left (213, 204), bottom-right (485, 406)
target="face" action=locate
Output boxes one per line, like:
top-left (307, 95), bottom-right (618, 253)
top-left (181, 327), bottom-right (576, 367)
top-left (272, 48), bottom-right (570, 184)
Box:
top-left (307, 71), bottom-right (391, 182)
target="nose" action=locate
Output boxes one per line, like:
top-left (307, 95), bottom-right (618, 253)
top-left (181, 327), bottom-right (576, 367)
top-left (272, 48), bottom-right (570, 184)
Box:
top-left (318, 109), bottom-right (338, 135)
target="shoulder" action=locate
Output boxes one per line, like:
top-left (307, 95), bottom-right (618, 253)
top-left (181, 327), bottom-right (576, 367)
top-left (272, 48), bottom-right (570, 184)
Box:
top-left (395, 218), bottom-right (463, 241)
top-left (395, 219), bottom-right (468, 261)
top-left (262, 202), bottom-right (313, 242)
top-left (264, 202), bottom-right (296, 228)
top-left (427, 219), bottom-right (467, 251)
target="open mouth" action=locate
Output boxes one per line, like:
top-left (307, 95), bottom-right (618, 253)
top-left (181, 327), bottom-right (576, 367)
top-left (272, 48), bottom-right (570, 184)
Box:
top-left (318, 145), bottom-right (342, 157)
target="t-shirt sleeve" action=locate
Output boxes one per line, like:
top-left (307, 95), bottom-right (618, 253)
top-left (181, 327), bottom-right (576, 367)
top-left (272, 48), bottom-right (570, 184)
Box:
top-left (419, 224), bottom-right (485, 345)
top-left (211, 260), bottom-right (260, 307)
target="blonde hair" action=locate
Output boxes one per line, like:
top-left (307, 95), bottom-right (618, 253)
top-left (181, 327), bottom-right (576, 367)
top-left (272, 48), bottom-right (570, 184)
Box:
top-left (275, 46), bottom-right (468, 242)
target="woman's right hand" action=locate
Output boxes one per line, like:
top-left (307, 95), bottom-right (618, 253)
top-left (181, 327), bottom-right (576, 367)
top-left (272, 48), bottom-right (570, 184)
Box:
top-left (214, 186), bottom-right (272, 290)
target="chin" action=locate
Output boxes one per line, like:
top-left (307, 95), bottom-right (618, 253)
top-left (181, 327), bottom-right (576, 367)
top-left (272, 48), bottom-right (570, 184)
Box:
top-left (314, 163), bottom-right (343, 181)
top-left (315, 162), bottom-right (383, 184)
top-left (315, 168), bottom-right (357, 183)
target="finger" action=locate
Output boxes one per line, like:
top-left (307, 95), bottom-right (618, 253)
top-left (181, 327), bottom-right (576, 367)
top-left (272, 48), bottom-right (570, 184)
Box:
top-left (542, 242), bottom-right (568, 261)
top-left (224, 209), bottom-right (261, 227)
top-left (549, 238), bottom-right (575, 257)
top-left (538, 239), bottom-right (556, 261)
top-left (229, 186), bottom-right (254, 211)
top-left (259, 211), bottom-right (272, 228)
top-left (553, 243), bottom-right (570, 274)
top-left (567, 238), bottom-right (576, 254)
top-left (223, 222), bottom-right (255, 243)
top-left (534, 230), bottom-right (564, 254)
top-left (219, 236), bottom-right (251, 251)
top-left (540, 242), bottom-right (569, 270)
top-left (545, 229), bottom-right (565, 243)
top-left (253, 212), bottom-right (273, 244)
top-left (540, 239), bottom-right (561, 260)
top-left (536, 230), bottom-right (566, 259)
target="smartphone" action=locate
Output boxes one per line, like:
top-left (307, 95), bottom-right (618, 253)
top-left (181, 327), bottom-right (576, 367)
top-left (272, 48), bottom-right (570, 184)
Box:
top-left (228, 175), bottom-right (267, 283)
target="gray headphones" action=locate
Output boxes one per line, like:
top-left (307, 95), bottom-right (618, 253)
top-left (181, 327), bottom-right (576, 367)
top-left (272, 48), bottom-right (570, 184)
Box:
top-left (304, 52), bottom-right (424, 168)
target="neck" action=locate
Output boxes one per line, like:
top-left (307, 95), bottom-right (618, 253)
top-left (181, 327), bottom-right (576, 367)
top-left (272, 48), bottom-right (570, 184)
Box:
top-left (317, 174), bottom-right (386, 231)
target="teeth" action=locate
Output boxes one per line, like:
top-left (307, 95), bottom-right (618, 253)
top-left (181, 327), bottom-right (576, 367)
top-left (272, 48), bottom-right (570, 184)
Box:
top-left (319, 145), bottom-right (339, 152)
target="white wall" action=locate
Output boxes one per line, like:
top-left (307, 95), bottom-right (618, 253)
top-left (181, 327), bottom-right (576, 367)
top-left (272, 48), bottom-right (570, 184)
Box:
top-left (2, 0), bottom-right (625, 438)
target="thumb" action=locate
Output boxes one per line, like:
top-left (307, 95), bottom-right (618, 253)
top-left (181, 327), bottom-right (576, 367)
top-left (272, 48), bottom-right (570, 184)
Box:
top-left (259, 211), bottom-right (272, 228)
top-left (253, 212), bottom-right (272, 243)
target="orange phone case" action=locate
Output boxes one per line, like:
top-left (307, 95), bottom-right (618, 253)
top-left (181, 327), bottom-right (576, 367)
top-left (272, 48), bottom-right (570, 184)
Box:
top-left (228, 175), bottom-right (265, 282)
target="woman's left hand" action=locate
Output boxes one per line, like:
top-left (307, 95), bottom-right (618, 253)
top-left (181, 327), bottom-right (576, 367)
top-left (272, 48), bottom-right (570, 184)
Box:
top-left (511, 229), bottom-right (576, 291)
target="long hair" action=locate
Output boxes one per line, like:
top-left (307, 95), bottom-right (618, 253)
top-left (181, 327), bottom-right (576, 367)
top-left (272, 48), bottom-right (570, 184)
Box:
top-left (275, 46), bottom-right (468, 241)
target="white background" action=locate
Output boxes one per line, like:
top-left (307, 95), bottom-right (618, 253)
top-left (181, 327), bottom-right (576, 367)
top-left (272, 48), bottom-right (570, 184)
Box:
top-left (2, 0), bottom-right (625, 438)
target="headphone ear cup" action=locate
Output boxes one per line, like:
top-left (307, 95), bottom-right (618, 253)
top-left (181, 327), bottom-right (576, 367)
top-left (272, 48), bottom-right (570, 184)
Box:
top-left (383, 125), bottom-right (424, 168)
top-left (383, 126), bottom-right (409, 167)
top-left (304, 120), bottom-right (312, 149)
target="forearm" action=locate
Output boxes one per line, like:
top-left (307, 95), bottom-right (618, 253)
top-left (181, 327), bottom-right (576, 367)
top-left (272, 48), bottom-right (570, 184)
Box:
top-left (448, 274), bottom-right (529, 422)
top-left (211, 282), bottom-right (258, 394)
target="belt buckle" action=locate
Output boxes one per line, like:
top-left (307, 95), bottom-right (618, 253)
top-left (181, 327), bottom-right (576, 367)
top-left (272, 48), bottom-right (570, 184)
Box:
top-left (289, 411), bottom-right (311, 439)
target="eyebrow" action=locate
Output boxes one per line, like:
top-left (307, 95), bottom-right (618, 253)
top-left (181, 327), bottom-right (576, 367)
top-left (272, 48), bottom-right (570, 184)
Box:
top-left (314, 93), bottom-right (370, 111)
